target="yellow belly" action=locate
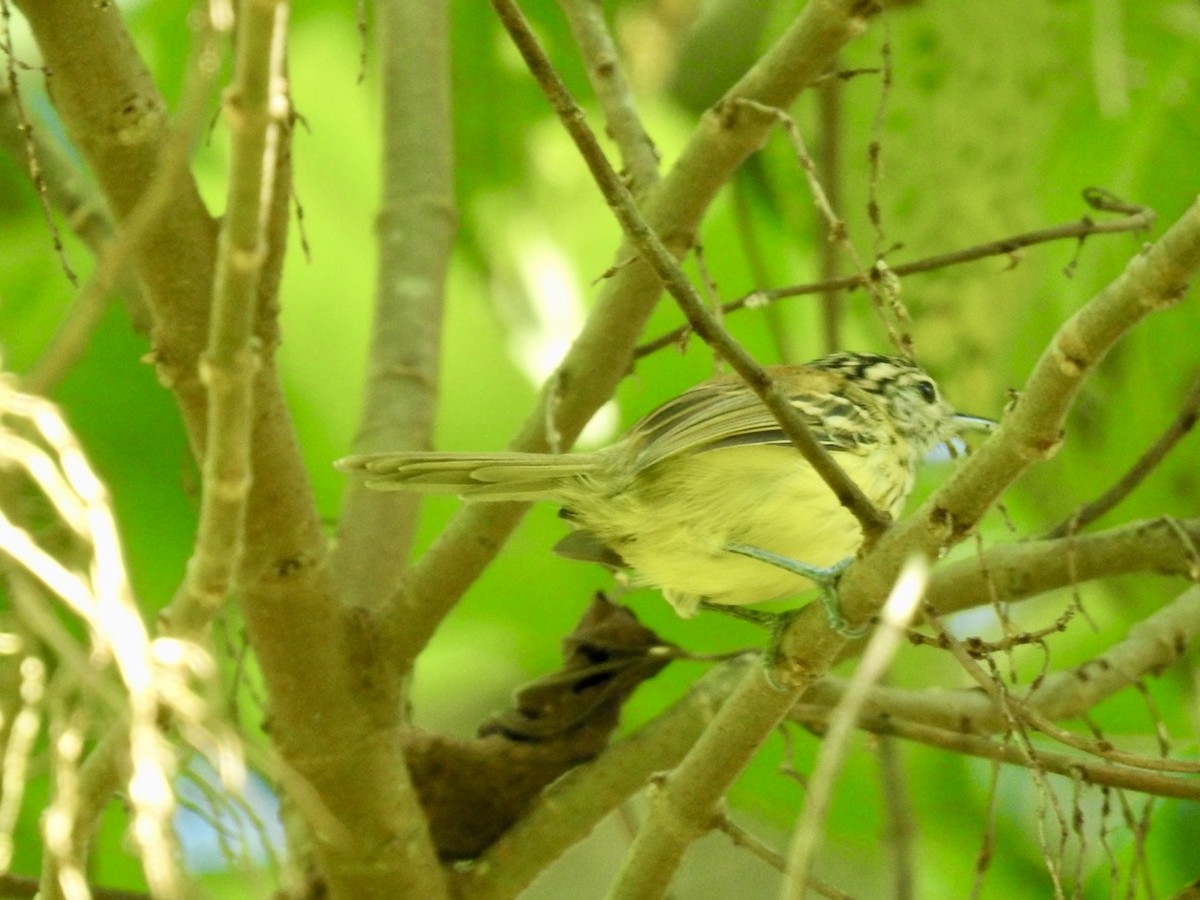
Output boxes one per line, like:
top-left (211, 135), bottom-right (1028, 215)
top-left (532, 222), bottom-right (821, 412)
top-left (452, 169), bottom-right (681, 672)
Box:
top-left (565, 444), bottom-right (911, 616)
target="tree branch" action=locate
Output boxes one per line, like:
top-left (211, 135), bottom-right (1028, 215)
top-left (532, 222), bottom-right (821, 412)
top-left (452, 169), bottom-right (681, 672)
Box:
top-left (823, 194), bottom-right (1200, 645)
top-left (492, 0), bottom-right (890, 532)
top-left (163, 0), bottom-right (287, 636)
top-left (558, 0), bottom-right (660, 198)
top-left (635, 197), bottom-right (1156, 359)
top-left (332, 0), bottom-right (457, 610)
top-left (924, 516), bottom-right (1200, 618)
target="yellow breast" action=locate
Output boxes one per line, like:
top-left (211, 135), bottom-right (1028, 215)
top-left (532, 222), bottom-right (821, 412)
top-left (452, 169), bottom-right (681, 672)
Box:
top-left (564, 441), bottom-right (913, 615)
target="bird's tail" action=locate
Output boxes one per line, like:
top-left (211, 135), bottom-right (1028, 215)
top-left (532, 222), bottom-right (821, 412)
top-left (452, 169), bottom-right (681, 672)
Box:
top-left (335, 451), bottom-right (607, 501)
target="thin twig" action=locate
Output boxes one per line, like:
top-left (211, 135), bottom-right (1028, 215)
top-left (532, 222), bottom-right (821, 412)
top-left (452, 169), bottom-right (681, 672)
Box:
top-left (815, 60), bottom-right (844, 354)
top-left (866, 22), bottom-right (893, 257)
top-left (558, 0), bottom-right (659, 198)
top-left (738, 97), bottom-right (913, 356)
top-left (1046, 370), bottom-right (1200, 538)
top-left (0, 81), bottom-right (150, 391)
top-left (162, 0), bottom-right (289, 636)
top-left (850, 717), bottom-right (1200, 801)
top-left (919, 609), bottom-right (1200, 775)
top-left (635, 199), bottom-right (1156, 359)
top-left (712, 815), bottom-right (854, 899)
top-left (0, 7), bottom-right (77, 287)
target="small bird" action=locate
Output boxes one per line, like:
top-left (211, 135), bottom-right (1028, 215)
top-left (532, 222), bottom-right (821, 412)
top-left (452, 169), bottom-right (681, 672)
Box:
top-left (337, 352), bottom-right (990, 630)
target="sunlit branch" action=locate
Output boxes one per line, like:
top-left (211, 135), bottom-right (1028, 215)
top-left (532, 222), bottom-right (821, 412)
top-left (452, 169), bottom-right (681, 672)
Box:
top-left (163, 0), bottom-right (287, 639)
top-left (0, 385), bottom-right (185, 900)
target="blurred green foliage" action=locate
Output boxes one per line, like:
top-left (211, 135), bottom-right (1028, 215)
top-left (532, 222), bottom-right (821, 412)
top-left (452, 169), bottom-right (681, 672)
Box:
top-left (2, 0), bottom-right (1199, 897)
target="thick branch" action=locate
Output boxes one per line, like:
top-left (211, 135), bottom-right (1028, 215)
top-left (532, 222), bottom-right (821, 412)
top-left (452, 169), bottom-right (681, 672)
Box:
top-left (13, 0), bottom-right (218, 415)
top-left (925, 516), bottom-right (1200, 618)
top-left (332, 0), bottom-right (456, 609)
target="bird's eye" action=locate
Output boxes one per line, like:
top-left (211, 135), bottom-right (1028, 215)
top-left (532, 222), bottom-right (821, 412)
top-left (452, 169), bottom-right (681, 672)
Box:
top-left (916, 379), bottom-right (938, 403)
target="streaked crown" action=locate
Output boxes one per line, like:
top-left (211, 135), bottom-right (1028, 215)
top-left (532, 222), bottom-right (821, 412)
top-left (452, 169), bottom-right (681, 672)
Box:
top-left (811, 352), bottom-right (963, 454)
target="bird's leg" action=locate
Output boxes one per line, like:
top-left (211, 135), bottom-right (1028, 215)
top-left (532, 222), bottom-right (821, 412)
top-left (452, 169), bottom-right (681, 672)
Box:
top-left (724, 543), bottom-right (867, 638)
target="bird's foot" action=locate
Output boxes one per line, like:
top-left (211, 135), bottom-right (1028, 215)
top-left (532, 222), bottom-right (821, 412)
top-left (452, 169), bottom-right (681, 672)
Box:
top-left (723, 543), bottom-right (868, 639)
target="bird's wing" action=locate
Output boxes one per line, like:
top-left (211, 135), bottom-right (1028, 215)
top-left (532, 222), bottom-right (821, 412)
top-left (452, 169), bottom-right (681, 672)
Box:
top-left (626, 368), bottom-right (884, 472)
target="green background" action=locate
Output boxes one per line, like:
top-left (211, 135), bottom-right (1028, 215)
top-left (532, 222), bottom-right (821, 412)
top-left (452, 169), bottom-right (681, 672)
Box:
top-left (2, 1), bottom-right (1198, 896)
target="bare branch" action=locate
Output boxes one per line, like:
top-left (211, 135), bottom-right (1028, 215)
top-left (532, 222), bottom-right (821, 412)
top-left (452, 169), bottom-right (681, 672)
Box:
top-left (924, 516), bottom-right (1200, 617)
top-left (739, 97), bottom-right (912, 356)
top-left (11, 0), bottom-right (220, 413)
top-left (455, 658), bottom-right (753, 900)
top-left (851, 717), bottom-right (1200, 801)
top-left (781, 585), bottom-right (1200, 801)
top-left (332, 0), bottom-right (456, 609)
top-left (635, 200), bottom-right (1156, 359)
top-left (603, 195), bottom-right (1200, 900)
top-left (163, 0), bottom-right (289, 637)
top-left (558, 0), bottom-right (659, 198)
top-left (15, 2), bottom-right (448, 896)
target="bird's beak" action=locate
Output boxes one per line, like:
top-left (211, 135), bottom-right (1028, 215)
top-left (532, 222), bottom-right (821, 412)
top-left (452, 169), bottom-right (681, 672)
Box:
top-left (954, 413), bottom-right (997, 434)
top-left (925, 414), bottom-right (996, 462)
